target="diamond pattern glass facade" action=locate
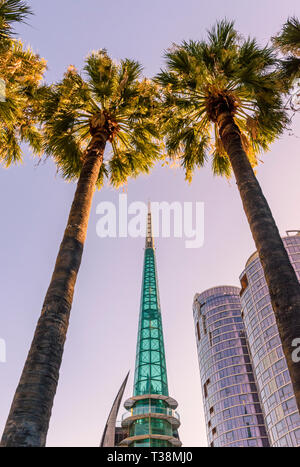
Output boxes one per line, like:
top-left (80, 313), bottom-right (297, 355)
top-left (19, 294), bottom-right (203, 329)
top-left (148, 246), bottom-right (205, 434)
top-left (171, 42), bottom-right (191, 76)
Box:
top-left (134, 247), bottom-right (168, 397)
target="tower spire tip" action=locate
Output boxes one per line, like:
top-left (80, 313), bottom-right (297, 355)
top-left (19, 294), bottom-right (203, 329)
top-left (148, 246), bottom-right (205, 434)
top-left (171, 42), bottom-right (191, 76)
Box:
top-left (146, 201), bottom-right (154, 249)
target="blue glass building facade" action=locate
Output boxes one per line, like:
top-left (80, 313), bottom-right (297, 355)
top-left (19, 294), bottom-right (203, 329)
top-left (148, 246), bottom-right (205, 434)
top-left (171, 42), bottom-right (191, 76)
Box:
top-left (239, 233), bottom-right (300, 447)
top-left (193, 286), bottom-right (269, 447)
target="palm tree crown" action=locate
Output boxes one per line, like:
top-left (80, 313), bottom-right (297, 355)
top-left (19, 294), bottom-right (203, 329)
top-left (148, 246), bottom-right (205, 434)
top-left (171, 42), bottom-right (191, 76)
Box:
top-left (156, 20), bottom-right (288, 181)
top-left (0, 40), bottom-right (46, 165)
top-left (42, 50), bottom-right (160, 188)
top-left (0, 1), bottom-right (45, 166)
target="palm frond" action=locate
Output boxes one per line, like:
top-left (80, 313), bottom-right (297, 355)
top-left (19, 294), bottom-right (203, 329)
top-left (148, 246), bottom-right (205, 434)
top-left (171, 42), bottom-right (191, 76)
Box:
top-left (273, 17), bottom-right (300, 56)
top-left (84, 50), bottom-right (118, 106)
top-left (207, 19), bottom-right (237, 49)
top-left (0, 126), bottom-right (21, 165)
top-left (0, 0), bottom-right (31, 40)
top-left (280, 56), bottom-right (300, 81)
top-left (212, 151), bottom-right (231, 177)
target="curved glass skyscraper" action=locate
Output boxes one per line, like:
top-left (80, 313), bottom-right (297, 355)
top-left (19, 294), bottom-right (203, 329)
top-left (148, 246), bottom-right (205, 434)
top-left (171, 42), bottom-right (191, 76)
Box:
top-left (120, 206), bottom-right (181, 447)
top-left (194, 231), bottom-right (300, 447)
top-left (240, 233), bottom-right (300, 447)
top-left (193, 286), bottom-right (269, 447)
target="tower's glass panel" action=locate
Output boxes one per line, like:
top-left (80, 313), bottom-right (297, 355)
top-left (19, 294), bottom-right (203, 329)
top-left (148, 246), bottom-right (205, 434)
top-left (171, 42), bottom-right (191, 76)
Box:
top-left (129, 418), bottom-right (172, 437)
top-left (134, 248), bottom-right (169, 397)
top-left (121, 207), bottom-right (180, 448)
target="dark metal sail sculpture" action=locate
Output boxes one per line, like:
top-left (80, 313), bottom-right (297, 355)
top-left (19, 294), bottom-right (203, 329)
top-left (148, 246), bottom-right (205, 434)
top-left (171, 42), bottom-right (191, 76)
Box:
top-left (100, 372), bottom-right (129, 447)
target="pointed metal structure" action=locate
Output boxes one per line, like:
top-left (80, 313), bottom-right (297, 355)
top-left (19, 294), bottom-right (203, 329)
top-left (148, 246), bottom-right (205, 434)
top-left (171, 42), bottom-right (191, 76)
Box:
top-left (100, 372), bottom-right (129, 447)
top-left (120, 204), bottom-right (181, 447)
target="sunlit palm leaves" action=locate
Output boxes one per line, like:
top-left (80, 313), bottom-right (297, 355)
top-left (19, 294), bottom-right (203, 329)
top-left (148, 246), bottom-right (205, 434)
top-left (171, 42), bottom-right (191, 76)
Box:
top-left (156, 20), bottom-right (288, 181)
top-left (41, 50), bottom-right (161, 188)
top-left (0, 0), bottom-right (45, 166)
top-left (0, 39), bottom-right (46, 166)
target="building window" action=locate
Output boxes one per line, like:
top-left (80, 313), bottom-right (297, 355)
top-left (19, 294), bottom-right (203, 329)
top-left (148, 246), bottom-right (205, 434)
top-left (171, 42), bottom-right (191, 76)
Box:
top-left (196, 321), bottom-right (201, 341)
top-left (209, 406), bottom-right (214, 415)
top-left (212, 427), bottom-right (217, 436)
top-left (204, 378), bottom-right (210, 398)
top-left (202, 314), bottom-right (207, 334)
top-left (240, 273), bottom-right (248, 297)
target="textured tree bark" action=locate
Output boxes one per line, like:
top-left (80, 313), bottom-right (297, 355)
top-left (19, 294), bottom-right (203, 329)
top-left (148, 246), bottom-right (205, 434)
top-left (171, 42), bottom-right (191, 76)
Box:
top-left (0, 137), bottom-right (106, 447)
top-left (217, 107), bottom-right (300, 413)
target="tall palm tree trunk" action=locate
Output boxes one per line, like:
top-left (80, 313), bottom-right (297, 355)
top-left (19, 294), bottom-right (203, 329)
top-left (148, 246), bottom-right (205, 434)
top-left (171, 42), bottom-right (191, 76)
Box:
top-left (0, 137), bottom-right (106, 447)
top-left (216, 106), bottom-right (300, 412)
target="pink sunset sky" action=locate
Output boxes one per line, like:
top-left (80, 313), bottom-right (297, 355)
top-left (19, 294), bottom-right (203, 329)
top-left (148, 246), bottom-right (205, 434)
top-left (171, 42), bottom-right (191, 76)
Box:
top-left (0, 0), bottom-right (300, 447)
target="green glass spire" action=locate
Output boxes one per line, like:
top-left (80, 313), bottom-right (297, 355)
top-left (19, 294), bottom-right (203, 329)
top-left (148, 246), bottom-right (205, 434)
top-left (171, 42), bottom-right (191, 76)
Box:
top-left (120, 204), bottom-right (181, 448)
top-left (134, 207), bottom-right (168, 397)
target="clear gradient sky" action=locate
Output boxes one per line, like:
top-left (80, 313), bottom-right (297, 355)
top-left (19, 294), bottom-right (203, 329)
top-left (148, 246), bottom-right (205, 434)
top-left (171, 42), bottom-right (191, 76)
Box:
top-left (0, 0), bottom-right (300, 447)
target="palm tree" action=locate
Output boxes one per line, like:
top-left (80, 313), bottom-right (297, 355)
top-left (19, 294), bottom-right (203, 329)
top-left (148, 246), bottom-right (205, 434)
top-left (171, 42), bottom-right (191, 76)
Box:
top-left (156, 20), bottom-right (300, 412)
top-left (273, 17), bottom-right (300, 82)
top-left (0, 0), bottom-right (31, 41)
top-left (0, 50), bottom-right (160, 447)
